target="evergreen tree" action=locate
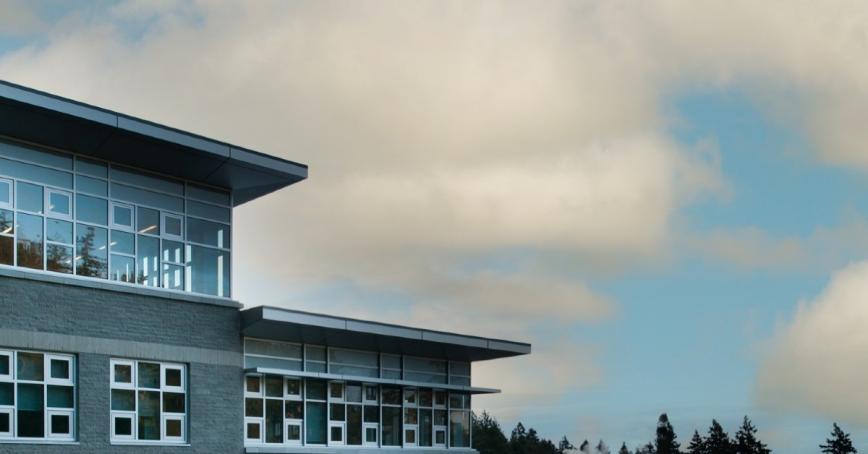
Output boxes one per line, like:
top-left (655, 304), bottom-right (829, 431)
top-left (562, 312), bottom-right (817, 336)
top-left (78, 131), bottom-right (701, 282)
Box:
top-left (580, 440), bottom-right (591, 453)
top-left (558, 436), bottom-right (576, 453)
top-left (734, 417), bottom-right (770, 454)
top-left (596, 440), bottom-right (611, 454)
top-left (619, 443), bottom-right (631, 454)
top-left (705, 420), bottom-right (733, 454)
top-left (635, 442), bottom-right (655, 454)
top-left (687, 430), bottom-right (706, 454)
top-left (820, 423), bottom-right (857, 454)
top-left (656, 413), bottom-right (681, 454)
top-left (472, 411), bottom-right (509, 454)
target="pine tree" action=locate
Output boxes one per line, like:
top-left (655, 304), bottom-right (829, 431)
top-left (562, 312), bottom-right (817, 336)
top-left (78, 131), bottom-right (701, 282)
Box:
top-left (619, 443), bottom-right (631, 454)
top-left (734, 417), bottom-right (770, 454)
top-left (705, 420), bottom-right (733, 454)
top-left (580, 440), bottom-right (591, 453)
top-left (596, 440), bottom-right (611, 454)
top-left (687, 430), bottom-right (706, 454)
top-left (820, 423), bottom-right (857, 454)
top-left (656, 413), bottom-right (681, 454)
top-left (472, 411), bottom-right (509, 454)
top-left (635, 442), bottom-right (655, 454)
top-left (558, 436), bottom-right (577, 453)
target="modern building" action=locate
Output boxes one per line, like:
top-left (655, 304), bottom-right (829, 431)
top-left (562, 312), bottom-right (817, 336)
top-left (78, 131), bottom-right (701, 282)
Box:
top-left (0, 80), bottom-right (531, 453)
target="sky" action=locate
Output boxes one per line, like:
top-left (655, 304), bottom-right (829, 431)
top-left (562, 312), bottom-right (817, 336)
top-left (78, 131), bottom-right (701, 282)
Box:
top-left (2, 0), bottom-right (868, 451)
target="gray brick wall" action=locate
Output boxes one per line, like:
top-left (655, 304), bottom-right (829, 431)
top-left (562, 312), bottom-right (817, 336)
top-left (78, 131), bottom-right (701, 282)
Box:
top-left (0, 275), bottom-right (245, 453)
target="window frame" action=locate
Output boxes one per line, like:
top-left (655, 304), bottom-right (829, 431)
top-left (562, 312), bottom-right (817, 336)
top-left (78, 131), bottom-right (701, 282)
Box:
top-left (363, 421), bottom-right (379, 447)
top-left (160, 212), bottom-right (184, 241)
top-left (0, 178), bottom-right (13, 209)
top-left (110, 202), bottom-right (135, 232)
top-left (328, 421), bottom-right (346, 446)
top-left (46, 409), bottom-right (74, 439)
top-left (245, 417), bottom-right (263, 444)
top-left (0, 408), bottom-right (13, 438)
top-left (45, 189), bottom-right (72, 220)
top-left (109, 359), bottom-right (187, 445)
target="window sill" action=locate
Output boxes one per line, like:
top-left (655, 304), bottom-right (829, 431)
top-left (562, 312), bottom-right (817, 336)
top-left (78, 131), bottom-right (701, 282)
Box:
top-left (111, 441), bottom-right (191, 447)
top-left (0, 264), bottom-right (241, 308)
top-left (0, 439), bottom-right (79, 445)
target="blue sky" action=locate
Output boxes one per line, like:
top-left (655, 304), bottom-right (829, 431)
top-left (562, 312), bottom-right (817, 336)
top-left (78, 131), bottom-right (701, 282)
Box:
top-left (3, 2), bottom-right (868, 452)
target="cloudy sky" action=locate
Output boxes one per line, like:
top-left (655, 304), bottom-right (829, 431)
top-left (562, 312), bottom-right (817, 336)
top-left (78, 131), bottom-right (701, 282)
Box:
top-left (4, 0), bottom-right (868, 450)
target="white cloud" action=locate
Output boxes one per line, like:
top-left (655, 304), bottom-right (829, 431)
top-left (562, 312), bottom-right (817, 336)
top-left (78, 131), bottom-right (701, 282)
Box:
top-left (0, 0), bottom-right (45, 36)
top-left (756, 261), bottom-right (868, 425)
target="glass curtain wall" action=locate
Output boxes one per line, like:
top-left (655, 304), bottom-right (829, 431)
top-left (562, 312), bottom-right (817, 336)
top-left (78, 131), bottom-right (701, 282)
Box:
top-left (0, 140), bottom-right (232, 297)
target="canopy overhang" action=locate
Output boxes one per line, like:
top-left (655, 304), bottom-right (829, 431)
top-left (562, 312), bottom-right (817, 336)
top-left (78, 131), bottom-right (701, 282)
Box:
top-left (241, 306), bottom-right (532, 362)
top-left (0, 80), bottom-right (307, 206)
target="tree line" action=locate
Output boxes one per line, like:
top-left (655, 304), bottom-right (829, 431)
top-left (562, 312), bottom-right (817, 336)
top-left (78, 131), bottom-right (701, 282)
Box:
top-left (472, 411), bottom-right (859, 454)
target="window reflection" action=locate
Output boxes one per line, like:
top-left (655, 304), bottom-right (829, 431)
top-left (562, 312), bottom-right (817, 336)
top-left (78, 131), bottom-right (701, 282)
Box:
top-left (75, 224), bottom-right (107, 278)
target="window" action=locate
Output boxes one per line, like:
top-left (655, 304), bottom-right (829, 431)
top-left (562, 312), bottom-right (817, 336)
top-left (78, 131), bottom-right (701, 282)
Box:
top-left (449, 393), bottom-right (471, 448)
top-left (0, 143), bottom-right (235, 298)
top-left (0, 178), bottom-right (12, 208)
top-left (46, 190), bottom-right (71, 220)
top-left (161, 213), bottom-right (183, 241)
top-left (304, 346), bottom-right (326, 373)
top-left (0, 349), bottom-right (75, 442)
top-left (404, 356), bottom-right (447, 384)
top-left (381, 354), bottom-right (401, 379)
top-left (110, 203), bottom-right (134, 231)
top-left (328, 348), bottom-right (378, 378)
top-left (110, 359), bottom-right (186, 444)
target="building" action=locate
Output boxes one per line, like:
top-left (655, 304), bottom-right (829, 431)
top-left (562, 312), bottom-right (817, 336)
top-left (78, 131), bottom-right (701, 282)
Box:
top-left (0, 80), bottom-right (531, 453)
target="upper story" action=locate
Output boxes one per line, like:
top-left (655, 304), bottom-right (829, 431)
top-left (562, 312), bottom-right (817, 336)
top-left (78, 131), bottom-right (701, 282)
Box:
top-left (0, 80), bottom-right (307, 301)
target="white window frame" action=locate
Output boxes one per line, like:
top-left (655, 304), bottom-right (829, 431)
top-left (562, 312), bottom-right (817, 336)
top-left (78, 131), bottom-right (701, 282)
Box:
top-left (162, 364), bottom-right (185, 392)
top-left (110, 359), bottom-right (135, 389)
top-left (45, 355), bottom-right (74, 385)
top-left (160, 213), bottom-right (184, 240)
top-left (161, 414), bottom-right (185, 442)
top-left (434, 426), bottom-right (448, 448)
top-left (47, 409), bottom-right (74, 439)
top-left (245, 374), bottom-right (263, 397)
top-left (45, 189), bottom-right (72, 220)
top-left (0, 350), bottom-right (11, 381)
top-left (0, 178), bottom-right (12, 209)
top-left (285, 378), bottom-right (302, 399)
top-left (110, 359), bottom-right (187, 444)
top-left (363, 422), bottom-right (379, 447)
top-left (328, 421), bottom-right (346, 446)
top-left (285, 420), bottom-right (302, 445)
top-left (328, 381), bottom-right (345, 402)
top-left (245, 417), bottom-right (263, 444)
top-left (111, 411), bottom-right (136, 441)
top-left (0, 408), bottom-right (13, 439)
top-left (110, 202), bottom-right (135, 231)
top-left (404, 425), bottom-right (418, 447)
top-left (363, 384), bottom-right (378, 405)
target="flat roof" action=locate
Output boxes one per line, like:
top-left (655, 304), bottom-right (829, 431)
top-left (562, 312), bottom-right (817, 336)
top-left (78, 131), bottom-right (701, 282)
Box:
top-left (0, 80), bottom-right (307, 206)
top-left (241, 306), bottom-right (532, 362)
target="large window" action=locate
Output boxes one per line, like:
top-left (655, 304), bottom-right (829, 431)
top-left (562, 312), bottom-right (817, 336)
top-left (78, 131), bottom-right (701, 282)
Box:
top-left (110, 359), bottom-right (187, 444)
top-left (0, 349), bottom-right (75, 442)
top-left (0, 139), bottom-right (233, 297)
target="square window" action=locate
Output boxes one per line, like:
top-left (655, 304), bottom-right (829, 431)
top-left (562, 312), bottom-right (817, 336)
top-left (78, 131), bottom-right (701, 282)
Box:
top-left (265, 375), bottom-right (282, 398)
top-left (245, 376), bottom-right (261, 395)
top-left (435, 429), bottom-right (446, 445)
top-left (365, 426), bottom-right (378, 444)
top-left (162, 214), bottom-right (183, 239)
top-left (285, 401), bottom-right (303, 419)
top-left (17, 352), bottom-right (44, 381)
top-left (111, 389), bottom-right (135, 411)
top-left (330, 424), bottom-right (345, 444)
top-left (287, 423), bottom-right (301, 442)
top-left (49, 413), bottom-right (70, 436)
top-left (111, 203), bottom-right (133, 229)
top-left (329, 382), bottom-right (344, 401)
top-left (138, 362), bottom-right (160, 389)
top-left (112, 362), bottom-right (133, 386)
top-left (245, 398), bottom-right (263, 417)
top-left (47, 190), bottom-right (71, 218)
top-left (246, 421), bottom-right (262, 441)
top-left (163, 416), bottom-right (184, 440)
top-left (330, 403), bottom-right (346, 421)
top-left (0, 382), bottom-right (12, 406)
top-left (364, 385), bottom-right (378, 404)
top-left (404, 389), bottom-right (417, 406)
top-left (163, 392), bottom-right (185, 414)
top-left (164, 367), bottom-right (182, 388)
top-left (113, 415), bottom-right (133, 437)
top-left (50, 358), bottom-right (70, 380)
top-left (137, 207), bottom-right (160, 235)
top-left (286, 379), bottom-right (301, 397)
top-left (406, 428), bottom-right (417, 445)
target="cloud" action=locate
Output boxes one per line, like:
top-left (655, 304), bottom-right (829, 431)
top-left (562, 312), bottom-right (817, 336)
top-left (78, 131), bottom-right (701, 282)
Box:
top-left (0, 0), bottom-right (46, 36)
top-left (756, 261), bottom-right (868, 425)
top-left (689, 217), bottom-right (868, 273)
